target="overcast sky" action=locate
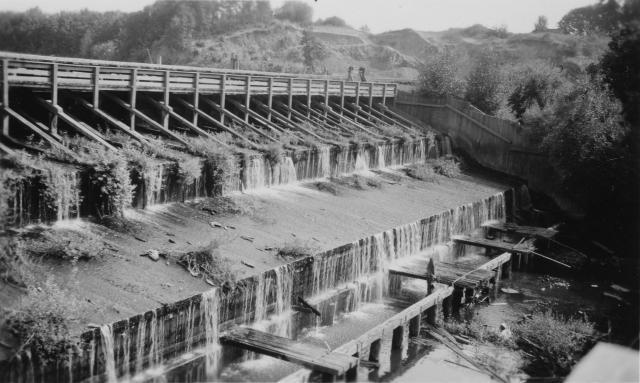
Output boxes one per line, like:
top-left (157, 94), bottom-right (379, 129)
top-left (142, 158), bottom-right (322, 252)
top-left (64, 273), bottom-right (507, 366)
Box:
top-left (0, 0), bottom-right (596, 33)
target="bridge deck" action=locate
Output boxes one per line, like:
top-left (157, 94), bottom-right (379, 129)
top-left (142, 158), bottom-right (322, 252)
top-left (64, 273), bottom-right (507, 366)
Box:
top-left (452, 235), bottom-right (532, 254)
top-left (220, 327), bottom-right (358, 376)
top-left (0, 51), bottom-right (396, 97)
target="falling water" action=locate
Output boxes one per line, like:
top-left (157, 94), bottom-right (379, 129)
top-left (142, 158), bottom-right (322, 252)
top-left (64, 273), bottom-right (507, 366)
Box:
top-left (442, 136), bottom-right (453, 156)
top-left (377, 145), bottom-right (386, 169)
top-left (145, 166), bottom-right (164, 206)
top-left (319, 146), bottom-right (331, 178)
top-left (201, 288), bottom-right (221, 377)
top-left (99, 324), bottom-right (117, 383)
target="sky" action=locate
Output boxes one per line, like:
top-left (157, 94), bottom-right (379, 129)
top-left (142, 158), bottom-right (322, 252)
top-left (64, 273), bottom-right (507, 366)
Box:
top-left (0, 0), bottom-right (597, 33)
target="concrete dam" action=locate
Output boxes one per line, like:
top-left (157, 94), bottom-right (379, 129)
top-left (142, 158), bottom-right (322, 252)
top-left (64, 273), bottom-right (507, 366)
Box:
top-left (1, 52), bottom-right (543, 383)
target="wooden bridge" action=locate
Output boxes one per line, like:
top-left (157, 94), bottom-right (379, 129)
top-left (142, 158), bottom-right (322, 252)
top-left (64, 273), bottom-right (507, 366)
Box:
top-left (0, 52), bottom-right (417, 156)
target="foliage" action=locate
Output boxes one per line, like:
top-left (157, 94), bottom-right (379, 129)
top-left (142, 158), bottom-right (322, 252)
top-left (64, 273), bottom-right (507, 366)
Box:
top-left (173, 241), bottom-right (236, 287)
top-left (405, 163), bottom-right (437, 182)
top-left (18, 227), bottom-right (108, 263)
top-left (558, 0), bottom-right (621, 35)
top-left (5, 276), bottom-right (83, 365)
top-left (431, 158), bottom-right (462, 178)
top-left (316, 16), bottom-right (348, 28)
top-left (274, 1), bottom-right (313, 25)
top-left (264, 143), bottom-right (284, 165)
top-left (418, 50), bottom-right (465, 98)
top-left (0, 236), bottom-right (29, 287)
top-left (0, 153), bottom-right (37, 228)
top-left (533, 15), bottom-right (548, 32)
top-left (513, 309), bottom-right (596, 375)
top-left (276, 240), bottom-right (317, 260)
top-left (464, 51), bottom-right (501, 115)
top-left (312, 180), bottom-right (340, 196)
top-left (599, 1), bottom-right (640, 125)
top-left (300, 30), bottom-right (328, 73)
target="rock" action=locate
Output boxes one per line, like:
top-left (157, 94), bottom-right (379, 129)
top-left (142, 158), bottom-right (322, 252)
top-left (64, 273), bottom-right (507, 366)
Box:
top-left (168, 239), bottom-right (176, 244)
top-left (146, 249), bottom-right (160, 261)
top-left (87, 323), bottom-right (100, 328)
top-left (209, 221), bottom-right (224, 228)
top-left (501, 288), bottom-right (520, 294)
top-left (226, 225), bottom-right (236, 230)
top-left (499, 323), bottom-right (512, 340)
top-left (205, 278), bottom-right (216, 286)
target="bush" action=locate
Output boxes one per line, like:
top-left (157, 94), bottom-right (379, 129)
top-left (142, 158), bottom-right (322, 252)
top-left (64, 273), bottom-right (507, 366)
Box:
top-left (276, 240), bottom-right (317, 259)
top-left (275, 1), bottom-right (313, 24)
top-left (0, 236), bottom-right (29, 287)
top-left (18, 227), bottom-right (108, 263)
top-left (264, 143), bottom-right (284, 165)
top-left (418, 50), bottom-right (465, 98)
top-left (465, 51), bottom-right (501, 115)
top-left (313, 180), bottom-right (340, 195)
top-left (432, 158), bottom-right (461, 178)
top-left (514, 309), bottom-right (596, 375)
top-left (173, 241), bottom-right (235, 287)
top-left (5, 277), bottom-right (83, 365)
top-left (316, 16), bottom-right (347, 27)
top-left (406, 163), bottom-right (437, 182)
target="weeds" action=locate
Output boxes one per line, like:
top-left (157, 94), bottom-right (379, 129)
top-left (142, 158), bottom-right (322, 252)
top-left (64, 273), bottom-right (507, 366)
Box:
top-left (263, 143), bottom-right (284, 165)
top-left (313, 180), bottom-right (340, 195)
top-left (172, 241), bottom-right (236, 287)
top-left (5, 276), bottom-right (83, 365)
top-left (192, 196), bottom-right (256, 216)
top-left (18, 227), bottom-right (109, 263)
top-left (406, 163), bottom-right (438, 182)
top-left (432, 157), bottom-right (462, 178)
top-left (513, 309), bottom-right (596, 375)
top-left (276, 240), bottom-right (318, 260)
top-left (0, 236), bottom-right (29, 287)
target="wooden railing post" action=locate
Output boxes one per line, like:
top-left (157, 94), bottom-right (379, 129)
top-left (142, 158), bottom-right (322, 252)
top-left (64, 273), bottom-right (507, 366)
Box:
top-left (306, 79), bottom-right (312, 118)
top-left (163, 70), bottom-right (170, 129)
top-left (193, 72), bottom-right (200, 126)
top-left (287, 78), bottom-right (293, 119)
top-left (267, 77), bottom-right (273, 122)
top-left (50, 63), bottom-right (58, 135)
top-left (1, 59), bottom-right (9, 136)
top-left (368, 83), bottom-right (374, 109)
top-left (220, 74), bottom-right (226, 124)
top-left (244, 75), bottom-right (251, 123)
top-left (354, 82), bottom-right (360, 114)
top-left (340, 81), bottom-right (345, 116)
top-left (382, 84), bottom-right (387, 107)
top-left (129, 68), bottom-right (137, 130)
top-left (92, 66), bottom-right (100, 109)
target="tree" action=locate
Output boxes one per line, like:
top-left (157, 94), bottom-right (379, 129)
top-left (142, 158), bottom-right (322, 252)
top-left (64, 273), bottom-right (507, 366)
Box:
top-left (417, 50), bottom-right (464, 98)
top-left (317, 16), bottom-right (347, 27)
top-left (534, 15), bottom-right (548, 32)
top-left (300, 30), bottom-right (327, 73)
top-left (464, 52), bottom-right (501, 114)
top-left (275, 1), bottom-right (313, 25)
top-left (558, 0), bottom-right (621, 35)
top-left (599, 0), bottom-right (640, 125)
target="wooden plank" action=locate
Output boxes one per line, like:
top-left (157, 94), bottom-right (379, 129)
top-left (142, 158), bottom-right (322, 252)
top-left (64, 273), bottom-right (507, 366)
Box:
top-left (200, 97), bottom-right (277, 143)
top-left (482, 222), bottom-right (557, 239)
top-left (2, 59), bottom-right (8, 136)
top-left (76, 98), bottom-right (148, 144)
top-left (452, 235), bottom-right (532, 254)
top-left (220, 327), bottom-right (358, 375)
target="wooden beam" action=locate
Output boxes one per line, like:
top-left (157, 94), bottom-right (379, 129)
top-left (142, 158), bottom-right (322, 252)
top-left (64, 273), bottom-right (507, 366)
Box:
top-left (219, 74), bottom-right (226, 124)
top-left (163, 70), bottom-right (170, 129)
top-left (129, 68), bottom-right (137, 129)
top-left (360, 103), bottom-right (417, 134)
top-left (228, 98), bottom-right (285, 135)
top-left (326, 102), bottom-right (384, 138)
top-left (2, 106), bottom-right (76, 158)
top-left (104, 92), bottom-right (189, 147)
top-left (244, 75), bottom-right (251, 123)
top-left (324, 80), bottom-right (330, 120)
top-left (76, 97), bottom-right (148, 144)
top-left (368, 83), bottom-right (374, 109)
top-left (306, 79), bottom-right (312, 118)
top-left (267, 77), bottom-right (273, 122)
top-left (92, 66), bottom-right (100, 108)
top-left (284, 100), bottom-right (350, 137)
top-left (144, 96), bottom-right (231, 148)
top-left (35, 97), bottom-right (116, 150)
top-left (287, 78), bottom-right (293, 119)
top-left (254, 99), bottom-right (330, 142)
top-left (50, 63), bottom-right (58, 136)
top-left (339, 81), bottom-right (345, 116)
top-left (220, 327), bottom-right (358, 376)
top-left (1, 59), bottom-right (8, 136)
top-left (175, 97), bottom-right (260, 150)
top-left (200, 97), bottom-right (277, 143)
top-left (192, 72), bottom-right (199, 126)
top-left (381, 84), bottom-right (387, 106)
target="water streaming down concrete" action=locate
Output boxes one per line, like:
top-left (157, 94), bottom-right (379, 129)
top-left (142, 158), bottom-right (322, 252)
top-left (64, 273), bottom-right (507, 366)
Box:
top-left (0, 186), bottom-right (512, 383)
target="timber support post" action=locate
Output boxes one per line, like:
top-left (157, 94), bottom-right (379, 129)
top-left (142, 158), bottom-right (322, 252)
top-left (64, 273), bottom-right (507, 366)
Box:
top-left (2, 59), bottom-right (9, 136)
top-left (287, 78), bottom-right (293, 119)
top-left (220, 74), bottom-right (226, 124)
top-left (92, 66), bottom-right (100, 109)
top-left (129, 68), bottom-right (137, 130)
top-left (267, 77), bottom-right (273, 122)
top-left (192, 72), bottom-right (200, 126)
top-left (306, 79), bottom-right (312, 118)
top-left (163, 70), bottom-right (171, 129)
top-left (244, 75), bottom-right (251, 123)
top-left (50, 63), bottom-right (58, 136)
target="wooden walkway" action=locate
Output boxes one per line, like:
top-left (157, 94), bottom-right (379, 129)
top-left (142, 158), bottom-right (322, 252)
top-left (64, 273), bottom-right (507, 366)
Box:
top-left (452, 235), bottom-right (532, 254)
top-left (389, 258), bottom-right (495, 289)
top-left (220, 327), bottom-right (358, 376)
top-left (482, 222), bottom-right (557, 239)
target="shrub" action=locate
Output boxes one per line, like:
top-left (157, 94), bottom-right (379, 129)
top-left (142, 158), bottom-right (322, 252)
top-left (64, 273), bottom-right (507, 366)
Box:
top-left (275, 1), bottom-right (313, 24)
top-left (432, 158), bottom-right (461, 178)
top-left (276, 240), bottom-right (317, 259)
top-left (406, 163), bottom-right (437, 182)
top-left (5, 277), bottom-right (82, 365)
top-left (0, 154), bottom-right (37, 228)
top-left (514, 309), bottom-right (596, 375)
top-left (465, 51), bottom-right (501, 115)
top-left (87, 154), bottom-right (134, 218)
top-left (264, 143), bottom-right (284, 165)
top-left (313, 180), bottom-right (340, 195)
top-left (19, 227), bottom-right (108, 263)
top-left (172, 241), bottom-right (235, 287)
top-left (418, 50), bottom-right (465, 98)
top-left (0, 236), bottom-right (29, 287)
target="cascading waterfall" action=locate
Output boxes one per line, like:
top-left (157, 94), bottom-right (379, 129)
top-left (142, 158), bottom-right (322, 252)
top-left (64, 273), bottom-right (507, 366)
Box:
top-left (354, 147), bottom-right (370, 173)
top-left (201, 288), bottom-right (221, 377)
top-left (442, 136), bottom-right (453, 156)
top-left (377, 145), bottom-right (386, 169)
top-left (319, 145), bottom-right (331, 178)
top-left (99, 324), bottom-right (117, 383)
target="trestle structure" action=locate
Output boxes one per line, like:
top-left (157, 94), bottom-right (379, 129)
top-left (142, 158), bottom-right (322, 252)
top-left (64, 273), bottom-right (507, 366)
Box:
top-left (0, 52), bottom-right (421, 155)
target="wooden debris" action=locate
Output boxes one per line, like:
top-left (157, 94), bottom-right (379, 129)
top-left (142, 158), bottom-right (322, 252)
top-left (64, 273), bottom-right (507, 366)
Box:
top-left (241, 260), bottom-right (255, 268)
top-left (240, 235), bottom-right (255, 243)
top-left (134, 236), bottom-right (147, 242)
top-left (297, 296), bottom-right (321, 317)
top-left (209, 221), bottom-right (224, 228)
top-left (482, 221), bottom-right (557, 239)
top-left (359, 360), bottom-right (380, 369)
